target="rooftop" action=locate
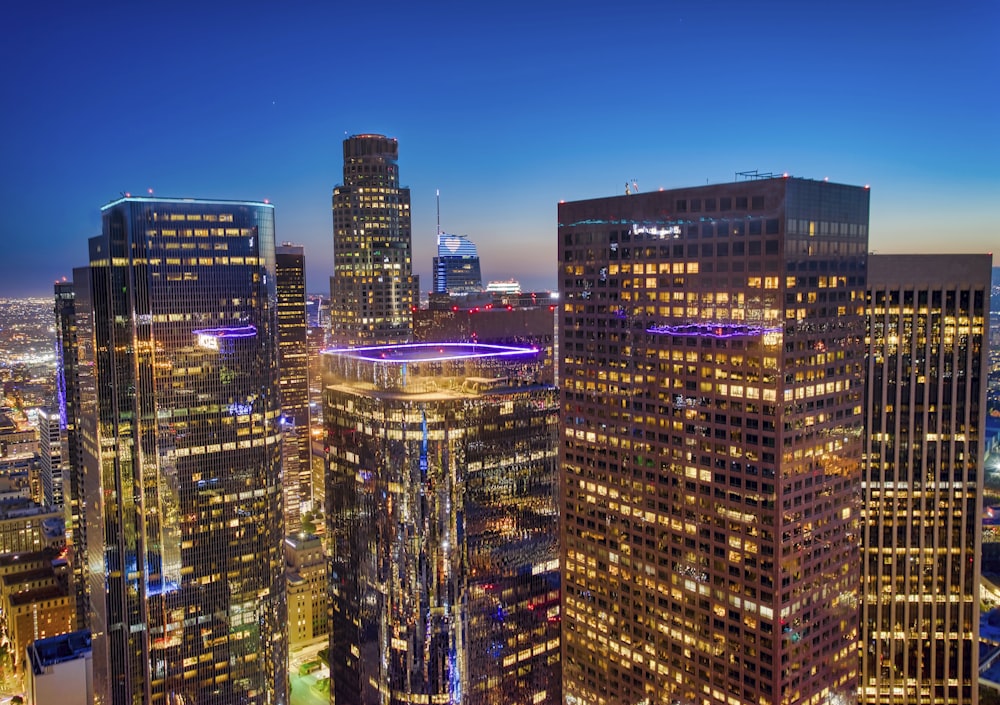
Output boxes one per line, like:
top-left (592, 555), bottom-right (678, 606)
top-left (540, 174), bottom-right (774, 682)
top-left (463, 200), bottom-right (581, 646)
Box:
top-left (101, 196), bottom-right (273, 211)
top-left (322, 342), bottom-right (538, 364)
top-left (8, 583), bottom-right (67, 606)
top-left (27, 629), bottom-right (91, 675)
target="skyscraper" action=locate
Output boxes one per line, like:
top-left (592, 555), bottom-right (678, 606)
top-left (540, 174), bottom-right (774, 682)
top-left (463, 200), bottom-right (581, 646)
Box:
top-left (76, 196), bottom-right (287, 705)
top-left (331, 134), bottom-right (414, 346)
top-left (56, 272), bottom-right (91, 631)
top-left (276, 243), bottom-right (311, 530)
top-left (557, 177), bottom-right (869, 705)
top-left (862, 254), bottom-right (990, 704)
top-left (433, 232), bottom-right (483, 294)
top-left (36, 407), bottom-right (64, 507)
top-left (324, 343), bottom-right (561, 705)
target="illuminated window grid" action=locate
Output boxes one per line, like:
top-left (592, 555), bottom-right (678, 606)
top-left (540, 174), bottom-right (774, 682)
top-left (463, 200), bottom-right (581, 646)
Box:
top-left (79, 197), bottom-right (286, 705)
top-left (861, 255), bottom-right (989, 705)
top-left (330, 135), bottom-right (414, 347)
top-left (558, 177), bottom-right (869, 705)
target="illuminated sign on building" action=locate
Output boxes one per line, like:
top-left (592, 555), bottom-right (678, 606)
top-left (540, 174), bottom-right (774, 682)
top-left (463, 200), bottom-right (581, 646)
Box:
top-left (197, 334), bottom-right (219, 350)
top-left (632, 223), bottom-right (681, 238)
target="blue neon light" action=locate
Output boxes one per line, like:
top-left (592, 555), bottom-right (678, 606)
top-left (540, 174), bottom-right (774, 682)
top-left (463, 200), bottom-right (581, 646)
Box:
top-left (322, 342), bottom-right (537, 363)
top-left (191, 325), bottom-right (258, 338)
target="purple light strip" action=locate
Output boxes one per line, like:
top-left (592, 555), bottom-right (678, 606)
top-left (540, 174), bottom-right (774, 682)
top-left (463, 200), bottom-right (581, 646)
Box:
top-left (647, 323), bottom-right (782, 338)
top-left (192, 325), bottom-right (258, 338)
top-left (322, 342), bottom-right (539, 364)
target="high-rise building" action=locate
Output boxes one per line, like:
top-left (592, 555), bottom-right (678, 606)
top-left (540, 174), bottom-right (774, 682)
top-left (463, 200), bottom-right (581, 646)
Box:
top-left (276, 243), bottom-right (311, 530)
top-left (557, 177), bottom-right (869, 705)
top-left (861, 254), bottom-right (990, 704)
top-left (330, 134), bottom-right (414, 346)
top-left (324, 343), bottom-right (561, 705)
top-left (36, 408), bottom-right (64, 507)
top-left (74, 196), bottom-right (287, 705)
top-left (433, 232), bottom-right (483, 294)
top-left (63, 267), bottom-right (94, 633)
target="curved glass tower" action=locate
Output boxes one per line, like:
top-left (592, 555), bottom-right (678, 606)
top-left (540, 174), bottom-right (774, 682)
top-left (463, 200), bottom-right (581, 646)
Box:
top-left (324, 343), bottom-right (561, 705)
top-left (81, 197), bottom-right (287, 705)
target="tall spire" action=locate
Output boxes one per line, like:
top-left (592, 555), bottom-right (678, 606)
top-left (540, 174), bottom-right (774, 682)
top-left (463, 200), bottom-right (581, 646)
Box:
top-left (436, 188), bottom-right (441, 242)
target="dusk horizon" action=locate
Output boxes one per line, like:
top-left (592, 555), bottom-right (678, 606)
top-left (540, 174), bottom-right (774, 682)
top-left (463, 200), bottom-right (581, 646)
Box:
top-left (3, 0), bottom-right (997, 298)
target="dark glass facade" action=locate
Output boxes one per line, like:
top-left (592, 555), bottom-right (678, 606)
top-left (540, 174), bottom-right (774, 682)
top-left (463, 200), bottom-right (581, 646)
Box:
top-left (862, 254), bottom-right (989, 704)
top-left (79, 197), bottom-right (286, 705)
top-left (331, 134), bottom-right (414, 346)
top-left (558, 177), bottom-right (869, 705)
top-left (433, 233), bottom-right (483, 294)
top-left (276, 243), bottom-right (311, 530)
top-left (324, 344), bottom-right (560, 705)
top-left (56, 275), bottom-right (89, 630)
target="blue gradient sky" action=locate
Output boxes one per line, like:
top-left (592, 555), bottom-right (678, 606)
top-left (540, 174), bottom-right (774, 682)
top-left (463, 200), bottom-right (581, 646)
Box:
top-left (2, 0), bottom-right (997, 297)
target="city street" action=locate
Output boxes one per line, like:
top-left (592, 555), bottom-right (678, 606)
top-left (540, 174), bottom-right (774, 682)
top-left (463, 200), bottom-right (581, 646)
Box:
top-left (289, 635), bottom-right (328, 705)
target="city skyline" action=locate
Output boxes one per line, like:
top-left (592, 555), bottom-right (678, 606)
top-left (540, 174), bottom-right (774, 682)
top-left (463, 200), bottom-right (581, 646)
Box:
top-left (3, 1), bottom-right (998, 298)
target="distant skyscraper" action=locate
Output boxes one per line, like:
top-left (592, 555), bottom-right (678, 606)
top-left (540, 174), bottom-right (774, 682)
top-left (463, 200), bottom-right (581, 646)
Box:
top-left (276, 243), bottom-right (311, 530)
top-left (75, 196), bottom-right (287, 705)
top-left (433, 233), bottom-right (482, 294)
top-left (325, 343), bottom-right (561, 705)
top-left (55, 273), bottom-right (90, 631)
top-left (331, 134), bottom-right (414, 346)
top-left (862, 254), bottom-right (990, 704)
top-left (558, 177), bottom-right (869, 705)
top-left (36, 408), bottom-right (63, 507)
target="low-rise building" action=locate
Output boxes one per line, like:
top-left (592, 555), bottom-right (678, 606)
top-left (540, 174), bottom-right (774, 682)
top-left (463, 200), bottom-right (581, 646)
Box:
top-left (25, 629), bottom-right (92, 705)
top-left (285, 533), bottom-right (328, 645)
top-left (5, 583), bottom-right (74, 669)
top-left (0, 499), bottom-right (64, 554)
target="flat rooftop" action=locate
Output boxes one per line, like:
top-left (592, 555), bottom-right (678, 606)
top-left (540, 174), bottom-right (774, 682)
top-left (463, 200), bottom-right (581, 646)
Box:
top-left (27, 629), bottom-right (91, 674)
top-left (322, 342), bottom-right (538, 364)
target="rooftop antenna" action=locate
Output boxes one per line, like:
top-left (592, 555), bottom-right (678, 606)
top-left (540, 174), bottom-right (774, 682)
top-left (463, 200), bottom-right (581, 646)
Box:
top-left (436, 189), bottom-right (441, 241)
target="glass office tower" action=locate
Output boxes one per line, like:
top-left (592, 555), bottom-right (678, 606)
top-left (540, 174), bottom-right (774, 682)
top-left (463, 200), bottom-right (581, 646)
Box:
top-left (862, 254), bottom-right (990, 704)
top-left (79, 197), bottom-right (286, 705)
top-left (331, 134), bottom-right (414, 346)
top-left (433, 233), bottom-right (483, 294)
top-left (324, 343), bottom-right (560, 705)
top-left (558, 177), bottom-right (869, 705)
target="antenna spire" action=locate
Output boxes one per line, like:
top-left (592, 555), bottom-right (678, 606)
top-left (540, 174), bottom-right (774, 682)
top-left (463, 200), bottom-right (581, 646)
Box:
top-left (436, 189), bottom-right (441, 240)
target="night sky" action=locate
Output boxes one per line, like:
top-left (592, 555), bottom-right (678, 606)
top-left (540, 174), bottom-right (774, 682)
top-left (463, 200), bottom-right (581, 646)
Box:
top-left (2, 0), bottom-right (997, 297)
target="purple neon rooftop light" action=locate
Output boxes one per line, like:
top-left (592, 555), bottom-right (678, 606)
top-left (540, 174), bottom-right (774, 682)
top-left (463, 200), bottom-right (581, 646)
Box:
top-left (322, 342), bottom-right (539, 364)
top-left (647, 322), bottom-right (782, 338)
top-left (191, 325), bottom-right (258, 338)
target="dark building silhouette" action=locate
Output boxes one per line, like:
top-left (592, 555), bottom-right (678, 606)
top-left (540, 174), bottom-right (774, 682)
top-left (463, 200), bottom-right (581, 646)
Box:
top-left (862, 254), bottom-right (990, 704)
top-left (331, 134), bottom-right (415, 346)
top-left (558, 177), bottom-right (869, 705)
top-left (55, 275), bottom-right (90, 631)
top-left (73, 196), bottom-right (287, 705)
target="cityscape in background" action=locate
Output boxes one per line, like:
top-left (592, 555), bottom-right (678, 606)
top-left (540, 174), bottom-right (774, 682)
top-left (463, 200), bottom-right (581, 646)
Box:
top-left (0, 130), bottom-right (996, 705)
